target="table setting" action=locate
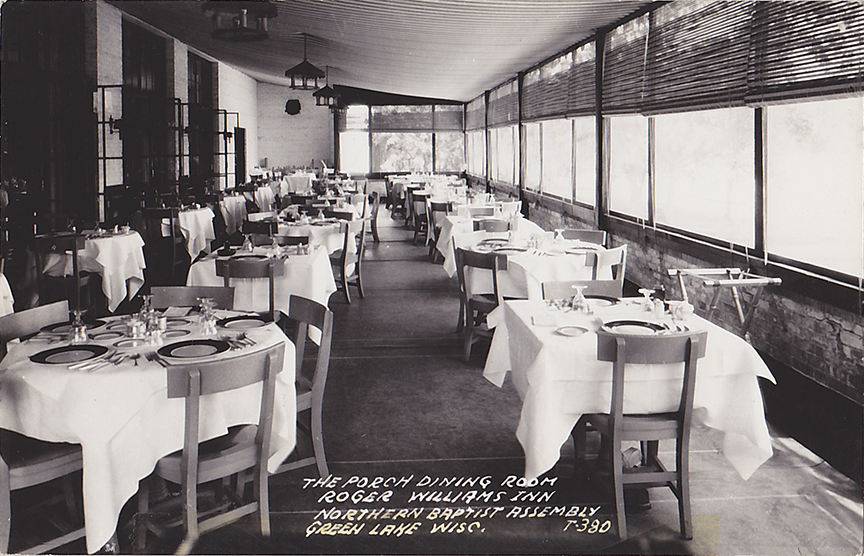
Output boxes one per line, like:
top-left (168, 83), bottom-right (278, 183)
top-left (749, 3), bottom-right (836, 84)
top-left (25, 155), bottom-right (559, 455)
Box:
top-left (482, 295), bottom-right (775, 483)
top-left (0, 299), bottom-right (297, 553)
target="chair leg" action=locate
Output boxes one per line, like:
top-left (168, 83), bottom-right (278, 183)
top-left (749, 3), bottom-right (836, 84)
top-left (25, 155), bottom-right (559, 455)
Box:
top-left (256, 463), bottom-right (271, 537)
top-left (0, 464), bottom-right (11, 554)
top-left (611, 438), bottom-right (627, 539)
top-left (456, 298), bottom-right (465, 333)
top-left (677, 439), bottom-right (693, 540)
top-left (342, 268), bottom-right (351, 304)
top-left (463, 310), bottom-right (475, 362)
top-left (572, 419), bottom-right (588, 488)
top-left (372, 219), bottom-right (380, 243)
top-left (135, 478), bottom-right (150, 554)
top-left (311, 402), bottom-right (330, 478)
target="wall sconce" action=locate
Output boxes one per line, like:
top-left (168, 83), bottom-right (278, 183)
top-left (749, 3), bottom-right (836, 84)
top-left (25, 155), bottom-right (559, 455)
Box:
top-left (202, 1), bottom-right (278, 42)
top-left (284, 33), bottom-right (325, 90)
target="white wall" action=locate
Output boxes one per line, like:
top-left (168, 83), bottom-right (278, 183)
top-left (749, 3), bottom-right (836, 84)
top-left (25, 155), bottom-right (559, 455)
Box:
top-left (257, 82), bottom-right (333, 169)
top-left (218, 63), bottom-right (259, 184)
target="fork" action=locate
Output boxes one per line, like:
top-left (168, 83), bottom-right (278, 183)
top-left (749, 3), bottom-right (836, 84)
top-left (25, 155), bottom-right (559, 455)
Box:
top-left (145, 352), bottom-right (168, 368)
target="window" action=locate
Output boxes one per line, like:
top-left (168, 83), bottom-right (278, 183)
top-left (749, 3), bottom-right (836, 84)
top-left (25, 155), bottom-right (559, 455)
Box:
top-left (541, 119), bottom-right (573, 199)
top-left (654, 107), bottom-right (754, 246)
top-left (573, 116), bottom-right (595, 206)
top-left (339, 131), bottom-right (369, 175)
top-left (469, 130), bottom-right (486, 176)
top-left (493, 126), bottom-right (516, 184)
top-left (434, 131), bottom-right (464, 173)
top-left (523, 122), bottom-right (540, 190)
top-left (608, 115), bottom-right (648, 219)
top-left (766, 96), bottom-right (863, 277)
top-left (372, 132), bottom-right (432, 173)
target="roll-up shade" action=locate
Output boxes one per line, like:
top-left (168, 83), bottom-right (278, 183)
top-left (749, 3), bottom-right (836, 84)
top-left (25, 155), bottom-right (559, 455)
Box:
top-left (433, 105), bottom-right (464, 130)
top-left (488, 80), bottom-right (519, 126)
top-left (466, 95), bottom-right (486, 131)
top-left (644, 1), bottom-right (753, 114)
top-left (370, 105), bottom-right (433, 131)
top-left (523, 52), bottom-right (571, 120)
top-left (602, 14), bottom-right (649, 115)
top-left (568, 41), bottom-right (596, 116)
top-left (746, 1), bottom-right (864, 103)
top-left (337, 105), bottom-right (370, 132)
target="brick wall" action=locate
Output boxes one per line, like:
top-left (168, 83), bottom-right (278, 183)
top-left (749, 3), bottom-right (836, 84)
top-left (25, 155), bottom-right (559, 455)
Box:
top-left (527, 203), bottom-right (864, 403)
top-left (257, 82), bottom-right (333, 169)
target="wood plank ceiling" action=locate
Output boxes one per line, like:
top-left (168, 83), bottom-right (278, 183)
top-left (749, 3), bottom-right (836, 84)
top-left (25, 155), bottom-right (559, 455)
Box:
top-left (110, 0), bottom-right (650, 102)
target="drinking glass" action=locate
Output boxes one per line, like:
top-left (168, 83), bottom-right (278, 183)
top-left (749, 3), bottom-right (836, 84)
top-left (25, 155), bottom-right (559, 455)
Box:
top-left (69, 309), bottom-right (89, 344)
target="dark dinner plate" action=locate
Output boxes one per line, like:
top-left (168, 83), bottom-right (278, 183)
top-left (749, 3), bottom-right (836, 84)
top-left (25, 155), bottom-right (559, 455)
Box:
top-left (157, 339), bottom-right (230, 358)
top-left (90, 330), bottom-right (125, 341)
top-left (217, 315), bottom-right (268, 329)
top-left (478, 238), bottom-right (508, 247)
top-left (493, 246), bottom-right (528, 254)
top-left (230, 254), bottom-right (268, 261)
top-left (601, 320), bottom-right (668, 335)
top-left (41, 319), bottom-right (106, 334)
top-left (30, 344), bottom-right (109, 365)
top-left (585, 295), bottom-right (620, 306)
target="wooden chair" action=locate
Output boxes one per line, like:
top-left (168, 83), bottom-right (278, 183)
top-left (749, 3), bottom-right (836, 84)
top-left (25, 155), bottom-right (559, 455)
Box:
top-left (0, 300), bottom-right (69, 360)
top-left (215, 258), bottom-right (285, 323)
top-left (349, 193), bottom-right (367, 218)
top-left (330, 219), bottom-right (366, 304)
top-left (586, 245), bottom-right (627, 293)
top-left (428, 201), bottom-right (452, 261)
top-left (454, 247), bottom-right (507, 362)
top-left (322, 208), bottom-right (353, 221)
top-left (274, 296), bottom-right (333, 478)
top-left (473, 218), bottom-right (510, 233)
top-left (136, 343), bottom-right (286, 555)
top-left (272, 235), bottom-right (310, 247)
top-left (242, 219), bottom-right (278, 237)
top-left (573, 329), bottom-right (707, 540)
top-left (541, 279), bottom-right (624, 300)
top-left (140, 208), bottom-right (187, 284)
top-left (561, 228), bottom-right (607, 246)
top-left (33, 234), bottom-right (94, 312)
top-left (0, 300), bottom-right (85, 554)
top-left (368, 192), bottom-right (381, 243)
top-left (412, 199), bottom-right (429, 245)
top-left (151, 286), bottom-right (235, 311)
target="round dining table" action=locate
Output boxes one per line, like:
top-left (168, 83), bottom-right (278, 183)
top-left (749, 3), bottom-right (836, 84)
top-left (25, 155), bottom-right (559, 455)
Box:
top-left (0, 313), bottom-right (297, 553)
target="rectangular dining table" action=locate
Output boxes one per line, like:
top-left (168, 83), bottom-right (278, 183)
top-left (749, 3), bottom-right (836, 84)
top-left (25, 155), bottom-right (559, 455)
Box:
top-left (483, 299), bottom-right (776, 482)
top-left (0, 314), bottom-right (297, 553)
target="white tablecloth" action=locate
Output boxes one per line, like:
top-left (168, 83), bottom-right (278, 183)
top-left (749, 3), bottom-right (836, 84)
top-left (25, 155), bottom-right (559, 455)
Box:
top-left (277, 221), bottom-right (345, 255)
top-left (281, 173), bottom-right (315, 194)
top-left (439, 215), bottom-right (543, 276)
top-left (245, 187), bottom-right (276, 212)
top-left (484, 300), bottom-right (776, 482)
top-left (0, 274), bottom-right (14, 316)
top-left (220, 195), bottom-right (248, 235)
top-left (0, 317), bottom-right (296, 553)
top-left (187, 246), bottom-right (337, 317)
top-left (47, 232), bottom-right (147, 313)
top-left (81, 231), bottom-right (147, 312)
top-left (178, 208), bottom-right (216, 258)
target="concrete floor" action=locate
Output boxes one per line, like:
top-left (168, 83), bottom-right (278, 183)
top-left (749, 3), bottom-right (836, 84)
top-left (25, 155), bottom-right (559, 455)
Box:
top-left (19, 205), bottom-right (862, 555)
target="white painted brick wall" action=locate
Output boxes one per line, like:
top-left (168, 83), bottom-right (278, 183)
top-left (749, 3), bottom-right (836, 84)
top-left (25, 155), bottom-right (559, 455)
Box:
top-left (257, 82), bottom-right (333, 169)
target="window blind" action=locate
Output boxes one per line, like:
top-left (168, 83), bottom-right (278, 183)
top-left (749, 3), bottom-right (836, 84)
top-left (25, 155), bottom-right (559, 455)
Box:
top-left (465, 95), bottom-right (486, 130)
top-left (370, 105), bottom-right (433, 131)
top-left (602, 14), bottom-right (649, 115)
top-left (568, 41), bottom-right (596, 116)
top-left (433, 105), bottom-right (464, 130)
top-left (523, 52), bottom-right (571, 120)
top-left (747, 1), bottom-right (864, 103)
top-left (488, 80), bottom-right (519, 126)
top-left (644, 1), bottom-right (753, 114)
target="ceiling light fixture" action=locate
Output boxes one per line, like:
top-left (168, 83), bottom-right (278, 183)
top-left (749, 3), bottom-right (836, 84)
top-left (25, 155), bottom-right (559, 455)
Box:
top-left (313, 66), bottom-right (340, 107)
top-left (285, 33), bottom-right (325, 90)
top-left (203, 1), bottom-right (277, 42)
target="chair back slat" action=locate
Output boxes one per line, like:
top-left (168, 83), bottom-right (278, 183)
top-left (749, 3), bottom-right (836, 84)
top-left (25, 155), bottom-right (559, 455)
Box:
top-left (0, 300), bottom-right (69, 357)
top-left (166, 342), bottom-right (285, 398)
top-left (287, 295), bottom-right (334, 396)
top-left (561, 229), bottom-right (607, 246)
